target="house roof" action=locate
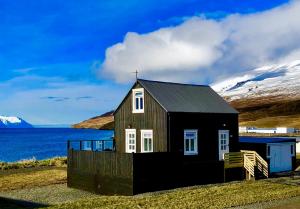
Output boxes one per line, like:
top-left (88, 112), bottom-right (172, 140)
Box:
top-left (239, 136), bottom-right (296, 144)
top-left (138, 79), bottom-right (238, 114)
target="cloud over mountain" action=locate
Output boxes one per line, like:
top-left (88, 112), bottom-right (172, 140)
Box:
top-left (100, 0), bottom-right (300, 83)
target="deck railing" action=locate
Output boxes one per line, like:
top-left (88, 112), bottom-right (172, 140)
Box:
top-left (67, 139), bottom-right (115, 152)
top-left (224, 150), bottom-right (269, 180)
top-left (241, 150), bottom-right (268, 178)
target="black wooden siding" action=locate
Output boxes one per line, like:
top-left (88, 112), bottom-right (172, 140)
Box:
top-left (67, 150), bottom-right (133, 195)
top-left (168, 112), bottom-right (239, 161)
top-left (68, 150), bottom-right (225, 195)
top-left (114, 83), bottom-right (168, 153)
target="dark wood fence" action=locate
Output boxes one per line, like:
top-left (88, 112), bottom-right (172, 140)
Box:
top-left (68, 149), bottom-right (133, 195)
top-left (133, 152), bottom-right (225, 194)
top-left (68, 149), bottom-right (225, 195)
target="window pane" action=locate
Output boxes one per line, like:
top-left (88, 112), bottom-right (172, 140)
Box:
top-left (291, 145), bottom-right (293, 155)
top-left (191, 139), bottom-right (194, 151)
top-left (186, 133), bottom-right (195, 137)
top-left (267, 146), bottom-right (270, 156)
top-left (135, 98), bottom-right (139, 109)
top-left (144, 138), bottom-right (148, 151)
top-left (140, 98), bottom-right (143, 109)
top-left (185, 139), bottom-right (189, 151)
top-left (149, 139), bottom-right (152, 151)
top-left (135, 92), bottom-right (142, 97)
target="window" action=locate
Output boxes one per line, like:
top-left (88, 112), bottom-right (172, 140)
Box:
top-left (184, 130), bottom-right (198, 155)
top-left (132, 88), bottom-right (144, 113)
top-left (220, 133), bottom-right (227, 151)
top-left (141, 130), bottom-right (153, 153)
top-left (291, 144), bottom-right (295, 156)
top-left (125, 129), bottom-right (136, 153)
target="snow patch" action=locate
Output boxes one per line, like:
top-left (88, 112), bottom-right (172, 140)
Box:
top-left (212, 60), bottom-right (300, 101)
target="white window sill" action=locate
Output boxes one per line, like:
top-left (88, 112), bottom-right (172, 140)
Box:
top-left (132, 110), bottom-right (144, 113)
top-left (184, 152), bottom-right (198, 155)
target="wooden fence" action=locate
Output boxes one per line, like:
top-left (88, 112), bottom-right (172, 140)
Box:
top-left (68, 149), bottom-right (133, 195)
top-left (68, 150), bottom-right (225, 195)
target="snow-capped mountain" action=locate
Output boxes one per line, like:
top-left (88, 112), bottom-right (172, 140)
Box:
top-left (0, 116), bottom-right (33, 128)
top-left (212, 60), bottom-right (300, 102)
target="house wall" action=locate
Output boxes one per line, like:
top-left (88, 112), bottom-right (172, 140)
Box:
top-left (296, 141), bottom-right (300, 153)
top-left (114, 83), bottom-right (168, 153)
top-left (239, 143), bottom-right (267, 157)
top-left (168, 112), bottom-right (239, 161)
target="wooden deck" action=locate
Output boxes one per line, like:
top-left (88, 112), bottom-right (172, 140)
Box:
top-left (224, 150), bottom-right (268, 180)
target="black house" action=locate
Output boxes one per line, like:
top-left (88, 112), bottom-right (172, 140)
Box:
top-left (114, 79), bottom-right (239, 159)
top-left (67, 79), bottom-right (267, 195)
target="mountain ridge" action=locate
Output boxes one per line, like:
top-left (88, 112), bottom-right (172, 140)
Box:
top-left (212, 60), bottom-right (300, 127)
top-left (0, 116), bottom-right (33, 128)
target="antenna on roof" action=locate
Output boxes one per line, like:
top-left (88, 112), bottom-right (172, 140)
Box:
top-left (132, 70), bottom-right (138, 81)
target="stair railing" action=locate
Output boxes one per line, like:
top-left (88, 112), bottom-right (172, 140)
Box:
top-left (241, 150), bottom-right (268, 178)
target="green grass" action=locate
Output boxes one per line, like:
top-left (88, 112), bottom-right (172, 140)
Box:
top-left (1, 164), bottom-right (300, 209)
top-left (0, 167), bottom-right (67, 192)
top-left (46, 180), bottom-right (300, 209)
top-left (0, 157), bottom-right (67, 171)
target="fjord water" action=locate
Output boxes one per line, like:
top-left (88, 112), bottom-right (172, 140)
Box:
top-left (0, 128), bottom-right (113, 162)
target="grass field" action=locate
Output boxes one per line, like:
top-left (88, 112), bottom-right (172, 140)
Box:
top-left (1, 166), bottom-right (300, 209)
top-left (0, 157), bottom-right (67, 170)
top-left (48, 180), bottom-right (300, 209)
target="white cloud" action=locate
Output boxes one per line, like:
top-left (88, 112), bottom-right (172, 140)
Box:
top-left (100, 0), bottom-right (300, 83)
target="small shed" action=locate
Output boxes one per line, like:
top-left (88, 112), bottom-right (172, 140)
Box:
top-left (240, 137), bottom-right (296, 173)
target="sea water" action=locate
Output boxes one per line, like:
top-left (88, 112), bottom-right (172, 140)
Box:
top-left (0, 128), bottom-right (113, 162)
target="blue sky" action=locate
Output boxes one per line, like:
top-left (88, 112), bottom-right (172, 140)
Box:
top-left (1, 0), bottom-right (299, 125)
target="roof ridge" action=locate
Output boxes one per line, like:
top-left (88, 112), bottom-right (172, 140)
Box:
top-left (137, 79), bottom-right (209, 87)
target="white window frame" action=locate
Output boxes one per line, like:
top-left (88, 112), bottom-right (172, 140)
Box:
top-left (125, 129), bottom-right (136, 153)
top-left (141, 129), bottom-right (153, 153)
top-left (184, 129), bottom-right (198, 155)
top-left (132, 88), bottom-right (144, 113)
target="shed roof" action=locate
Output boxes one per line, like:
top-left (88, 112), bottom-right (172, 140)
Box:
top-left (138, 79), bottom-right (238, 114)
top-left (239, 136), bottom-right (296, 144)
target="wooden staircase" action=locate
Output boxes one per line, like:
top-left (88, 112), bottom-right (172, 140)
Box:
top-left (224, 150), bottom-right (268, 180)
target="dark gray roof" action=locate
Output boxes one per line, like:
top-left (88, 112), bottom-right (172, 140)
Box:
top-left (138, 79), bottom-right (238, 114)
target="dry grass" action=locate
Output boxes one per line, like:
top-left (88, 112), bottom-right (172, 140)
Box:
top-left (240, 114), bottom-right (300, 128)
top-left (0, 167), bottom-right (67, 192)
top-left (229, 97), bottom-right (300, 128)
top-left (47, 180), bottom-right (300, 209)
top-left (1, 168), bottom-right (300, 209)
top-left (0, 157), bottom-right (67, 171)
top-left (73, 115), bottom-right (114, 130)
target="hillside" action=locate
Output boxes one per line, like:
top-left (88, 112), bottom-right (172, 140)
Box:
top-left (0, 116), bottom-right (33, 128)
top-left (212, 60), bottom-right (300, 128)
top-left (72, 111), bottom-right (114, 130)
